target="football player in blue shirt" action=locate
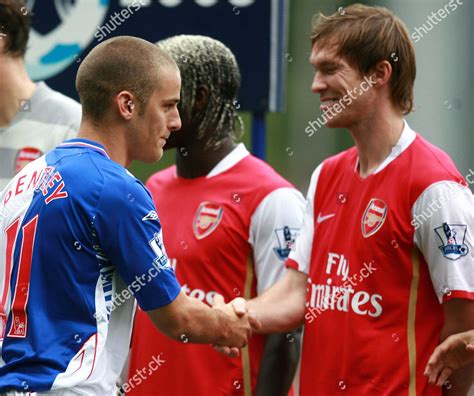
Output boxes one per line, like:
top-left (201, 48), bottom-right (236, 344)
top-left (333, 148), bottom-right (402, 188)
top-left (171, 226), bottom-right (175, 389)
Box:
top-left (0, 36), bottom-right (257, 394)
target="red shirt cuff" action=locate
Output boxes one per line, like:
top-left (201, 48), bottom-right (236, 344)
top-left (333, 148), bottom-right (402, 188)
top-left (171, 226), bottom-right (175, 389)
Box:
top-left (286, 258), bottom-right (299, 271)
top-left (443, 290), bottom-right (474, 303)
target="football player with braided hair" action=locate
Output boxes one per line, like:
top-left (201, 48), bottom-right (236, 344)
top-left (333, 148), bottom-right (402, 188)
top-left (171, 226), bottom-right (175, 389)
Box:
top-left (127, 35), bottom-right (305, 396)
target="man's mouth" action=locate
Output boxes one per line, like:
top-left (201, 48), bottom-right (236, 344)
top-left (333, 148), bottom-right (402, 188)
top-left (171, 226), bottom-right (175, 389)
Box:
top-left (320, 98), bottom-right (340, 111)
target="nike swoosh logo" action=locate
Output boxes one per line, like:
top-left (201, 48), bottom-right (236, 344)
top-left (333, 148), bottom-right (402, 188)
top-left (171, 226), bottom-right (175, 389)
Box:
top-left (317, 213), bottom-right (336, 224)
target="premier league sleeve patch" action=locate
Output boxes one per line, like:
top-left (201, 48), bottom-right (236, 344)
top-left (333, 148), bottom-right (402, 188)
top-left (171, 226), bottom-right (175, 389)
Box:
top-left (149, 231), bottom-right (171, 270)
top-left (435, 223), bottom-right (469, 260)
top-left (273, 226), bottom-right (299, 260)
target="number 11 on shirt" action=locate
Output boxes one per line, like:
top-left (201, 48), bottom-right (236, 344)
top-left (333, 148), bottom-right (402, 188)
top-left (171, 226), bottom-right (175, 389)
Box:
top-left (1, 215), bottom-right (38, 339)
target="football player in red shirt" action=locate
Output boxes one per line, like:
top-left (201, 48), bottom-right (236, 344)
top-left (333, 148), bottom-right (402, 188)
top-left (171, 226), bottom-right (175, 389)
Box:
top-left (218, 4), bottom-right (474, 396)
top-left (127, 35), bottom-right (304, 396)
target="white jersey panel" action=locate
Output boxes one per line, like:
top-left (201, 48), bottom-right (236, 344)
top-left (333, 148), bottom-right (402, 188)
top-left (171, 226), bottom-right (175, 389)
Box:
top-left (249, 187), bottom-right (305, 294)
top-left (413, 181), bottom-right (474, 303)
top-left (287, 163), bottom-right (323, 274)
top-left (51, 275), bottom-right (135, 394)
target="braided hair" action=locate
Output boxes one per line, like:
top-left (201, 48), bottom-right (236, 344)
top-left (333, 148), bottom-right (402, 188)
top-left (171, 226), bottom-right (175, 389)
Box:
top-left (157, 35), bottom-right (244, 150)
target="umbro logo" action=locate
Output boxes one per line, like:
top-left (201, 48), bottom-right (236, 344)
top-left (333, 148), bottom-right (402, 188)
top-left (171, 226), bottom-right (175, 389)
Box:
top-left (317, 212), bottom-right (335, 224)
top-left (142, 210), bottom-right (159, 222)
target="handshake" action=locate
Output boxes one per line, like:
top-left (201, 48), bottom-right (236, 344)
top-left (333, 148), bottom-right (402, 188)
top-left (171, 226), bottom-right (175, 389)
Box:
top-left (210, 295), bottom-right (261, 357)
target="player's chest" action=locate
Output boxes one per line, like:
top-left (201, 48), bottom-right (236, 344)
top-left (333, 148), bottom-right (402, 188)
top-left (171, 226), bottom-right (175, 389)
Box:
top-left (312, 174), bottom-right (415, 273)
top-left (155, 187), bottom-right (253, 255)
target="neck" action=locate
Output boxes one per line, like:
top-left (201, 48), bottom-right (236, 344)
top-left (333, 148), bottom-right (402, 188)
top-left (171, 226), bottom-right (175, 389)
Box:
top-left (0, 56), bottom-right (36, 127)
top-left (175, 137), bottom-right (236, 178)
top-left (349, 107), bottom-right (404, 178)
top-left (77, 118), bottom-right (130, 167)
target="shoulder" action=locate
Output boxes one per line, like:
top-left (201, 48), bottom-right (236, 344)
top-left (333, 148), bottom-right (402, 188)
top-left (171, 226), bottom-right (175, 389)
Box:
top-left (101, 167), bottom-right (151, 208)
top-left (240, 154), bottom-right (294, 190)
top-left (38, 83), bottom-right (81, 111)
top-left (254, 187), bottom-right (305, 217)
top-left (410, 135), bottom-right (460, 176)
top-left (146, 165), bottom-right (176, 190)
top-left (62, 152), bottom-right (149, 210)
top-left (407, 135), bottom-right (464, 202)
top-left (309, 147), bottom-right (356, 190)
top-left (33, 83), bottom-right (81, 126)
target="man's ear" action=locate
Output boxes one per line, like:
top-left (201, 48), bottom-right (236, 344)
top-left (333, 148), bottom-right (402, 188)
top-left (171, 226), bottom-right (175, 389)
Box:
top-left (373, 60), bottom-right (393, 87)
top-left (115, 91), bottom-right (136, 120)
top-left (193, 85), bottom-right (209, 113)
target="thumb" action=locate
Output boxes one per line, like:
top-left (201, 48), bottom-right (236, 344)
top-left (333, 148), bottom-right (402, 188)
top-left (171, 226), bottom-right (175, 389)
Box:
top-left (213, 294), bottom-right (225, 307)
top-left (232, 297), bottom-right (248, 317)
top-left (248, 311), bottom-right (261, 331)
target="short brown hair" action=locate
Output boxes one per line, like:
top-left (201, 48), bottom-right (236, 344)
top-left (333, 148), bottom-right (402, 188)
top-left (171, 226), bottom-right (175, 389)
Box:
top-left (0, 0), bottom-right (31, 57)
top-left (311, 4), bottom-right (416, 115)
top-left (76, 36), bottom-right (177, 121)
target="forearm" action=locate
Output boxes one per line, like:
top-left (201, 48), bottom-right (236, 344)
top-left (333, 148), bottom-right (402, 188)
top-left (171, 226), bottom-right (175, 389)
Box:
top-left (247, 269), bottom-right (307, 333)
top-left (247, 292), bottom-right (303, 333)
top-left (148, 292), bottom-right (231, 345)
top-left (171, 294), bottom-right (231, 344)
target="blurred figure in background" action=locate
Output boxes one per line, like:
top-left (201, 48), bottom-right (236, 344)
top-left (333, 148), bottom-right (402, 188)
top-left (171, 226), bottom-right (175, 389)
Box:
top-left (127, 35), bottom-right (304, 396)
top-left (0, 0), bottom-right (80, 190)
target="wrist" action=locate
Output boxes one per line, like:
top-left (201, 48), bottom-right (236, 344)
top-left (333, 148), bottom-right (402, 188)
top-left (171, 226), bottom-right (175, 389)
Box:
top-left (213, 307), bottom-right (233, 344)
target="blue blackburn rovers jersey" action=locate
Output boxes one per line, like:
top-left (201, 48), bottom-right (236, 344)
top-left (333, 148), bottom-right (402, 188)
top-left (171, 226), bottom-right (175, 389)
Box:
top-left (0, 139), bottom-right (181, 394)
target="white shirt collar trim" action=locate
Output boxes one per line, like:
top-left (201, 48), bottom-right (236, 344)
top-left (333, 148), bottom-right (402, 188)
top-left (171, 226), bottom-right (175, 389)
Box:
top-left (206, 143), bottom-right (250, 178)
top-left (373, 120), bottom-right (416, 174)
top-left (355, 120), bottom-right (416, 175)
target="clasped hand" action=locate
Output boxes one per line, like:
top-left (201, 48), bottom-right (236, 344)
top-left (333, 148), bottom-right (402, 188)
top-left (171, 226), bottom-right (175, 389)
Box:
top-left (211, 295), bottom-right (260, 357)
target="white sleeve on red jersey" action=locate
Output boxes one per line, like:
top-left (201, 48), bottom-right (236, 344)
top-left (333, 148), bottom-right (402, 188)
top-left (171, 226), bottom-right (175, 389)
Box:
top-left (286, 163), bottom-right (324, 275)
top-left (412, 180), bottom-right (474, 303)
top-left (249, 187), bottom-right (305, 294)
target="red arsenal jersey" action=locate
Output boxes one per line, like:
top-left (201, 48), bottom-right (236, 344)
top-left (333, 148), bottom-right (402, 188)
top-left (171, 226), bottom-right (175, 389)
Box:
top-left (287, 122), bottom-right (474, 395)
top-left (128, 144), bottom-right (305, 395)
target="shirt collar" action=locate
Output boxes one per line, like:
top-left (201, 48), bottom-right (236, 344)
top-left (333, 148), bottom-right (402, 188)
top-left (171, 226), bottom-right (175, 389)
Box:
top-left (356, 120), bottom-right (416, 175)
top-left (206, 143), bottom-right (250, 178)
top-left (59, 138), bottom-right (110, 159)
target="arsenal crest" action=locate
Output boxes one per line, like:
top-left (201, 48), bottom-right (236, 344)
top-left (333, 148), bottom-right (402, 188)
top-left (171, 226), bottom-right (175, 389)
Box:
top-left (15, 147), bottom-right (42, 174)
top-left (193, 202), bottom-right (224, 240)
top-left (361, 198), bottom-right (388, 238)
